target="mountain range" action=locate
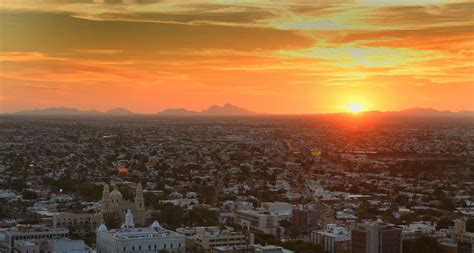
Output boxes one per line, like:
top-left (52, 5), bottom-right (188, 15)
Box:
top-left (12, 103), bottom-right (257, 116)
top-left (8, 105), bottom-right (473, 116)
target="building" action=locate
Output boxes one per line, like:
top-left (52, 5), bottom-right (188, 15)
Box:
top-left (292, 205), bottom-right (318, 236)
top-left (261, 202), bottom-right (293, 220)
top-left (52, 212), bottom-right (103, 231)
top-left (96, 209), bottom-right (185, 253)
top-left (176, 226), bottom-right (253, 251)
top-left (453, 220), bottom-right (474, 253)
top-left (5, 225), bottom-right (69, 253)
top-left (253, 244), bottom-right (294, 253)
top-left (211, 246), bottom-right (254, 253)
top-left (311, 224), bottom-right (351, 253)
top-left (210, 244), bottom-right (293, 253)
top-left (351, 222), bottom-right (402, 253)
top-left (13, 238), bottom-right (91, 253)
top-left (401, 222), bottom-right (438, 240)
top-left (235, 210), bottom-right (279, 236)
top-left (101, 183), bottom-right (146, 226)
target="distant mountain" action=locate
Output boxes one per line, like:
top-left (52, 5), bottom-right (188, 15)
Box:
top-left (12, 104), bottom-right (257, 116)
top-left (398, 107), bottom-right (450, 114)
top-left (15, 107), bottom-right (101, 115)
top-left (158, 108), bottom-right (198, 115)
top-left (14, 107), bottom-right (134, 115)
top-left (105, 107), bottom-right (134, 115)
top-left (202, 103), bottom-right (256, 115)
top-left (353, 107), bottom-right (473, 118)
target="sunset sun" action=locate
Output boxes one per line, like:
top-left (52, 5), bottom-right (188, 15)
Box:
top-left (346, 103), bottom-right (365, 113)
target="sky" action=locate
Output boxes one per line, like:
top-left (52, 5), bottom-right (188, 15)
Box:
top-left (0, 0), bottom-right (473, 114)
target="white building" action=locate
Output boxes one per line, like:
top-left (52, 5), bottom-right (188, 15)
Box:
top-left (96, 210), bottom-right (185, 253)
top-left (401, 222), bottom-right (437, 240)
top-left (235, 210), bottom-right (279, 236)
top-left (261, 202), bottom-right (293, 220)
top-left (254, 244), bottom-right (294, 253)
top-left (310, 224), bottom-right (351, 253)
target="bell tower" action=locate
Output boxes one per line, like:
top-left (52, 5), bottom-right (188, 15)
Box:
top-left (134, 183), bottom-right (145, 211)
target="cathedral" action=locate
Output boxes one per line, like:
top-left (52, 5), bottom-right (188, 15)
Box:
top-left (101, 183), bottom-right (146, 226)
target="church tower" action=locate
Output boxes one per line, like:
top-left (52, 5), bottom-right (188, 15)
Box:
top-left (134, 183), bottom-right (146, 225)
top-left (101, 184), bottom-right (111, 213)
top-left (135, 183), bottom-right (145, 211)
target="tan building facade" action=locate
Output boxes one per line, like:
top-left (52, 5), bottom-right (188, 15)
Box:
top-left (52, 212), bottom-right (103, 231)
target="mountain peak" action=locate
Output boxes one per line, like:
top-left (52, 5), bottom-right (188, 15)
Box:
top-left (158, 108), bottom-right (198, 115)
top-left (202, 103), bottom-right (256, 115)
top-left (106, 107), bottom-right (133, 114)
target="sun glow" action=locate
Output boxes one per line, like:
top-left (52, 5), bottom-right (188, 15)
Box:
top-left (346, 103), bottom-right (365, 113)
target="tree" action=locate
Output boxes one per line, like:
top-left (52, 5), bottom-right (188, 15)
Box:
top-left (22, 190), bottom-right (38, 200)
top-left (158, 204), bottom-right (185, 229)
top-left (436, 217), bottom-right (454, 230)
top-left (357, 208), bottom-right (369, 220)
top-left (104, 212), bottom-right (122, 229)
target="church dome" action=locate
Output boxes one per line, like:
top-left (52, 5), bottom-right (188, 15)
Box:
top-left (151, 221), bottom-right (161, 229)
top-left (98, 224), bottom-right (108, 232)
top-left (110, 186), bottom-right (123, 201)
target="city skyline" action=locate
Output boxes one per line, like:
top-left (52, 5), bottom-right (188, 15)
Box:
top-left (1, 0), bottom-right (473, 114)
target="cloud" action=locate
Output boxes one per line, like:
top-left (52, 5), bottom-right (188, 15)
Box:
top-left (0, 11), bottom-right (313, 53)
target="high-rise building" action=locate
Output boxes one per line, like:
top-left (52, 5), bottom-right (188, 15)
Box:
top-left (351, 222), bottom-right (402, 253)
top-left (101, 183), bottom-right (146, 226)
top-left (96, 210), bottom-right (185, 253)
top-left (292, 205), bottom-right (319, 236)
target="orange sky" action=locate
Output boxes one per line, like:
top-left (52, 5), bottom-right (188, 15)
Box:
top-left (0, 0), bottom-right (473, 114)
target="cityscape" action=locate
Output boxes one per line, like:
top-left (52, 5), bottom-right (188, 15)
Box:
top-left (1, 0), bottom-right (473, 253)
top-left (0, 108), bottom-right (472, 253)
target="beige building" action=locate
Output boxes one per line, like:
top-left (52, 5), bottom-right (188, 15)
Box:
top-left (176, 226), bottom-right (253, 251)
top-left (453, 220), bottom-right (474, 253)
top-left (235, 210), bottom-right (279, 236)
top-left (5, 225), bottom-right (69, 253)
top-left (52, 212), bottom-right (103, 231)
top-left (101, 183), bottom-right (146, 226)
